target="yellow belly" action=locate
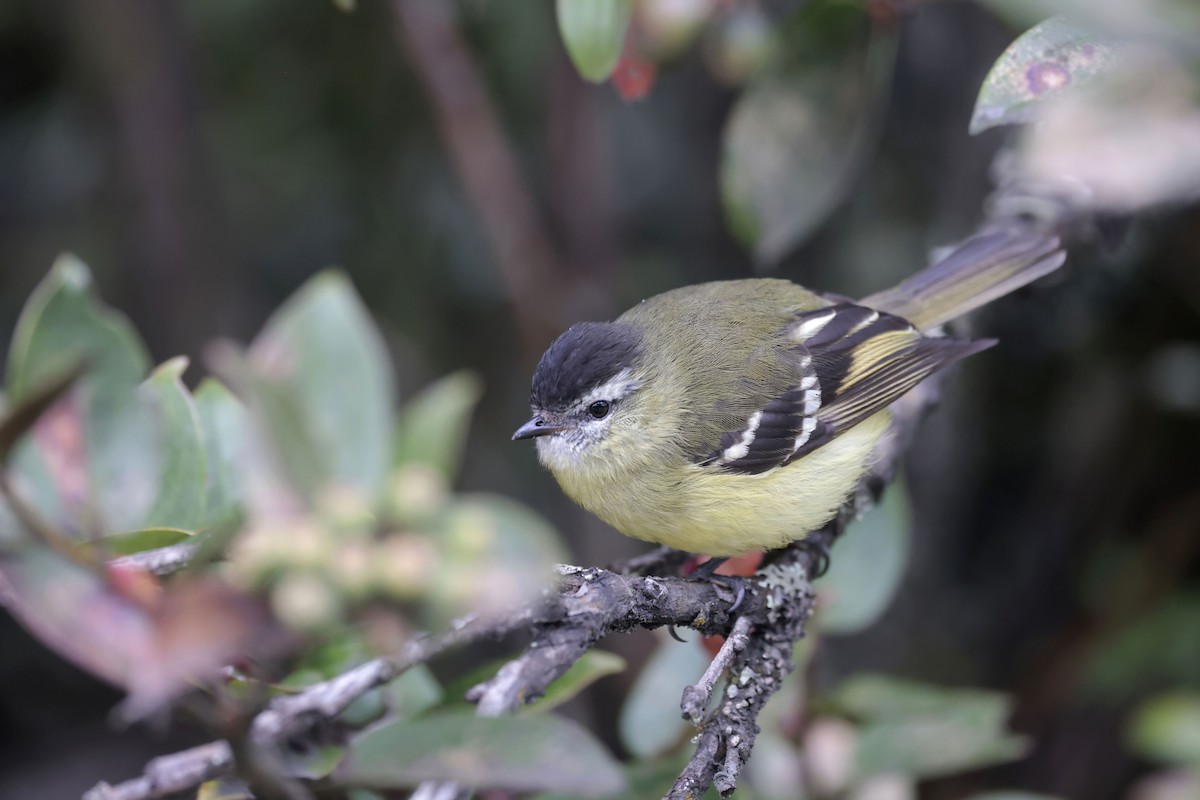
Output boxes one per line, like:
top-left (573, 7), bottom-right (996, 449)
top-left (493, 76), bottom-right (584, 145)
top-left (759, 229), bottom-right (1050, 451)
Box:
top-left (552, 412), bottom-right (891, 556)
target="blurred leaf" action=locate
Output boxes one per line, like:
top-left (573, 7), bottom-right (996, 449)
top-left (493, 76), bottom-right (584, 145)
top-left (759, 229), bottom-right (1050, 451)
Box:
top-left (97, 527), bottom-right (193, 556)
top-left (971, 17), bottom-right (1123, 135)
top-left (525, 650), bottom-right (626, 714)
top-left (2, 257), bottom-right (156, 536)
top-left (537, 752), bottom-right (721, 800)
top-left (1130, 692), bottom-right (1200, 767)
top-left (126, 358), bottom-right (207, 533)
top-left (855, 716), bottom-right (1027, 779)
top-left (5, 254), bottom-right (147, 407)
top-left (832, 674), bottom-right (1028, 779)
top-left (194, 379), bottom-right (246, 529)
top-left (1015, 51), bottom-right (1200, 213)
top-left (1085, 593), bottom-right (1200, 697)
top-left (619, 631), bottom-right (712, 758)
top-left (246, 271), bottom-right (394, 499)
top-left (556, 0), bottom-right (632, 82)
top-left (0, 359), bottom-right (85, 466)
top-left (0, 548), bottom-right (151, 688)
top-left (0, 549), bottom-right (266, 713)
top-left (339, 710), bottom-right (625, 795)
top-left (289, 744), bottom-right (345, 780)
top-left (424, 494), bottom-right (567, 627)
top-left (720, 26), bottom-right (894, 265)
top-left (976, 0), bottom-right (1200, 56)
top-left (394, 371), bottom-right (482, 479)
top-left (819, 478), bottom-right (910, 635)
top-left (386, 664), bottom-right (444, 717)
top-left (832, 674), bottom-right (1009, 720)
top-left (3, 263), bottom-right (209, 539)
top-left (212, 343), bottom-right (326, 503)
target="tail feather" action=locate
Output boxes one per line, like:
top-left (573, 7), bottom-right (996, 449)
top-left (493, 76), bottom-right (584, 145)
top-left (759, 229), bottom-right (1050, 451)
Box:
top-left (861, 226), bottom-right (1066, 331)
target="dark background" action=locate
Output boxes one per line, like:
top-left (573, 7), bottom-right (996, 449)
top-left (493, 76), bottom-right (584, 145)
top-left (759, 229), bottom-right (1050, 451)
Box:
top-left (2, 1), bottom-right (1198, 798)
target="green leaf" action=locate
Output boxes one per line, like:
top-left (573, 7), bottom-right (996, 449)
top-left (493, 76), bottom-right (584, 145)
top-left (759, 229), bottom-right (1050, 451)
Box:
top-left (394, 371), bottom-right (483, 479)
top-left (1084, 594), bottom-right (1200, 697)
top-left (1129, 692), bottom-right (1200, 767)
top-left (975, 1), bottom-right (1200, 56)
top-left (537, 753), bottom-right (719, 800)
top-left (720, 26), bottom-right (894, 265)
top-left (971, 17), bottom-right (1123, 135)
top-left (96, 527), bottom-right (193, 556)
top-left (126, 358), bottom-right (207, 532)
top-left (3, 257), bottom-right (152, 535)
top-left (832, 674), bottom-right (1028, 779)
top-left (194, 379), bottom-right (246, 529)
top-left (289, 744), bottom-right (345, 780)
top-left (619, 632), bottom-right (713, 758)
top-left (6, 254), bottom-right (148, 407)
top-left (832, 673), bottom-right (1006, 720)
top-left (386, 664), bottom-right (445, 718)
top-left (246, 271), bottom-right (394, 499)
top-left (2, 260), bottom-right (210, 539)
top-left (525, 650), bottom-right (626, 714)
top-left (339, 710), bottom-right (625, 795)
top-left (556, 0), bottom-right (632, 82)
top-left (819, 478), bottom-right (910, 635)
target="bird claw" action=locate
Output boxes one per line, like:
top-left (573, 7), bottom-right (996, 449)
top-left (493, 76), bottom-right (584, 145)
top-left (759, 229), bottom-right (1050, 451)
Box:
top-left (798, 536), bottom-right (832, 578)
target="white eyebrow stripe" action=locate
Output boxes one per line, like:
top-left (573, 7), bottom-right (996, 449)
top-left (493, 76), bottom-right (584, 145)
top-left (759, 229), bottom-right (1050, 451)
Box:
top-left (577, 368), bottom-right (640, 409)
top-left (722, 410), bottom-right (762, 462)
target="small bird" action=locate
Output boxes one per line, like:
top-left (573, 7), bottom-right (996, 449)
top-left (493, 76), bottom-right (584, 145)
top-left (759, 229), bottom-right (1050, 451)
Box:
top-left (514, 227), bottom-right (1064, 557)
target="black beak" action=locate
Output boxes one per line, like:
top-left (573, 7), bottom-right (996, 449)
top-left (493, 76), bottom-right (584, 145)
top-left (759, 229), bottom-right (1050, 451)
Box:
top-left (512, 416), bottom-right (564, 441)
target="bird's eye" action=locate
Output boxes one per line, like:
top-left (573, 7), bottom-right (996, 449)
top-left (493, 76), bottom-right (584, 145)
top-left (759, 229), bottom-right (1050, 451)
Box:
top-left (588, 400), bottom-right (611, 419)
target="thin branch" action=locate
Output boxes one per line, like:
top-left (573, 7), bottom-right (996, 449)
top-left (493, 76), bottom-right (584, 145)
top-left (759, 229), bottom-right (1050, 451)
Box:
top-left (681, 615), bottom-right (753, 724)
top-left (110, 541), bottom-right (198, 576)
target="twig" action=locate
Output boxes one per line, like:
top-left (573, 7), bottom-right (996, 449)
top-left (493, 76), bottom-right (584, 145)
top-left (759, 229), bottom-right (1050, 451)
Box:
top-left (110, 542), bottom-right (198, 576)
top-left (83, 741), bottom-right (233, 800)
top-left (681, 615), bottom-right (753, 723)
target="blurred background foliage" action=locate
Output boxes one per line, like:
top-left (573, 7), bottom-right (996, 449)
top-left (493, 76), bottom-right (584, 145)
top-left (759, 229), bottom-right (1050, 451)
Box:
top-left (0, 1), bottom-right (1199, 799)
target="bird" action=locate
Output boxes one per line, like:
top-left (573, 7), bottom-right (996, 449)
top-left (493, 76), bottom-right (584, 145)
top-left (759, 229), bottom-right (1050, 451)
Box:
top-left (513, 227), bottom-right (1065, 557)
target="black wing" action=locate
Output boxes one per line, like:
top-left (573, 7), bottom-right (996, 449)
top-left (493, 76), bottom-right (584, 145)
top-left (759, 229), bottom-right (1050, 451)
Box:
top-left (698, 303), bottom-right (992, 475)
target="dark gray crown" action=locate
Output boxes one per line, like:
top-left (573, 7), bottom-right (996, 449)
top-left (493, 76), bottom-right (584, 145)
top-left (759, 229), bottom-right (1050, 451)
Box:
top-left (531, 322), bottom-right (642, 411)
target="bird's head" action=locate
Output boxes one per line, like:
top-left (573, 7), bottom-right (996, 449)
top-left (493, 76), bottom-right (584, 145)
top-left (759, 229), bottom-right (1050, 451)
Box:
top-left (513, 321), bottom-right (651, 476)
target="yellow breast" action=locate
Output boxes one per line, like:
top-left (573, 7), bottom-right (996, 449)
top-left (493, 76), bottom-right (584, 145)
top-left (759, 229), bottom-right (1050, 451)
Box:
top-left (548, 412), bottom-right (891, 556)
